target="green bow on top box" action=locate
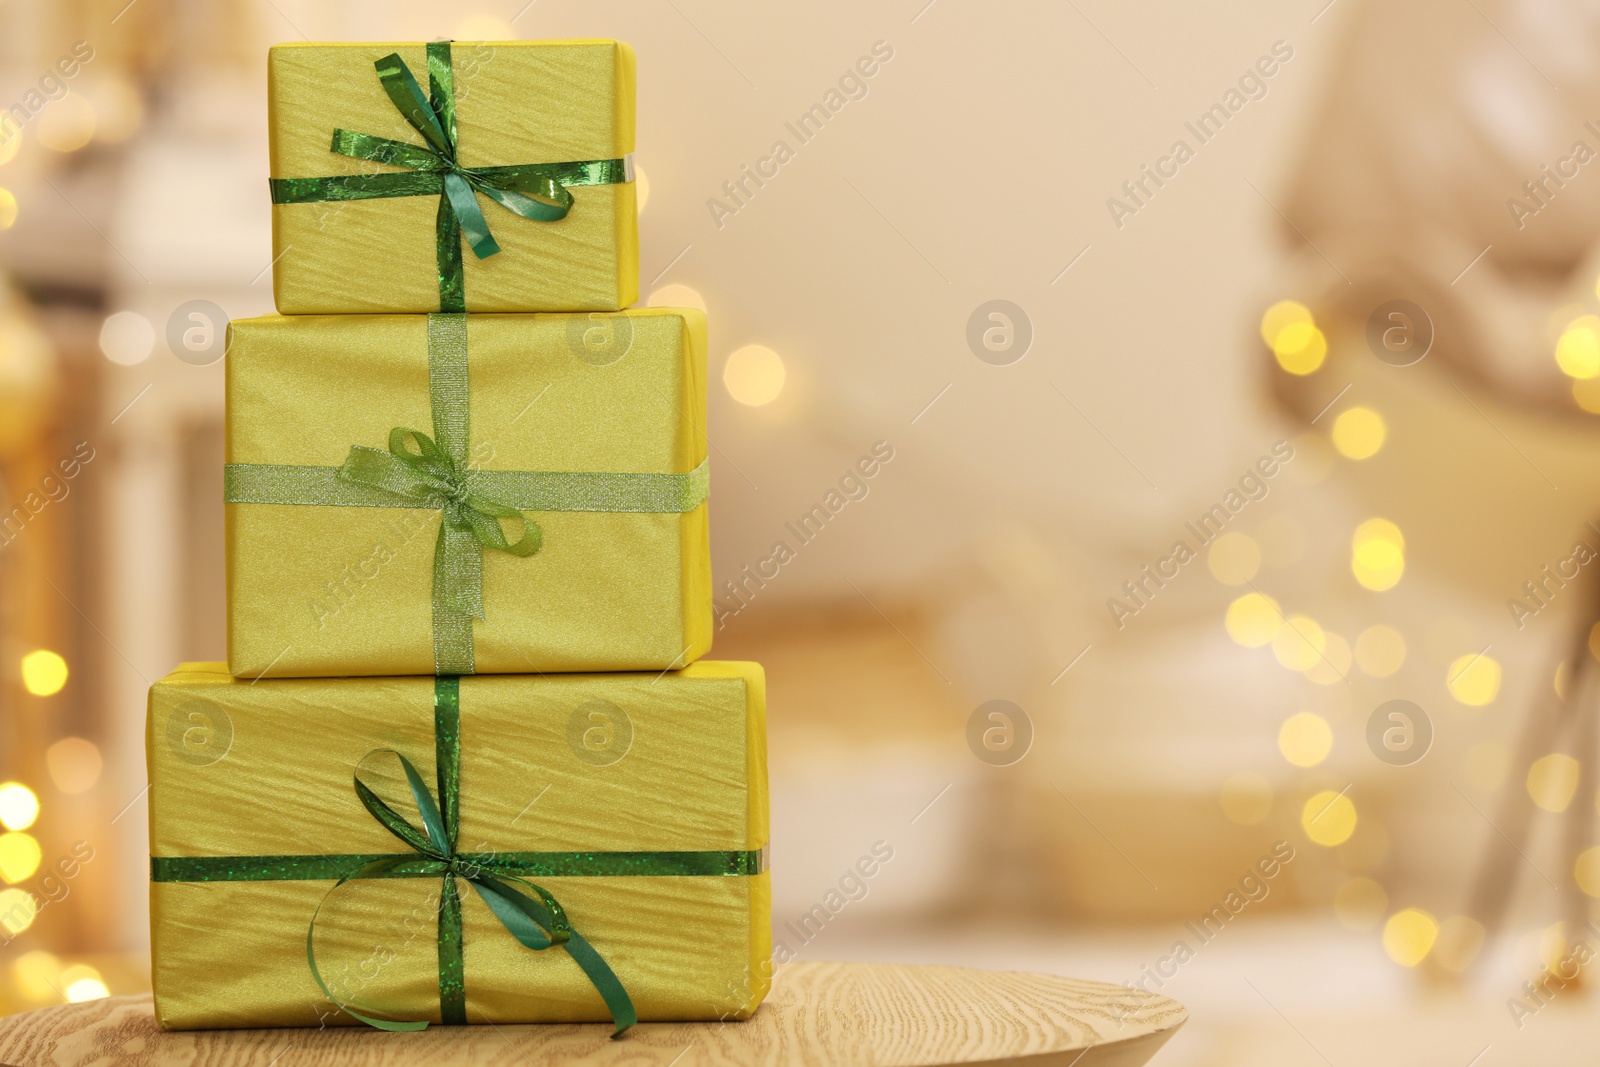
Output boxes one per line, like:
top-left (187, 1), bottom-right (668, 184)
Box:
top-left (224, 309), bottom-right (712, 680)
top-left (267, 40), bottom-right (638, 314)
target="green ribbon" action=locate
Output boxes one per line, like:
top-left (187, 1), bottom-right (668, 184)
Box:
top-left (150, 676), bottom-right (766, 1033)
top-left (223, 313), bottom-right (709, 675)
top-left (269, 40), bottom-right (631, 311)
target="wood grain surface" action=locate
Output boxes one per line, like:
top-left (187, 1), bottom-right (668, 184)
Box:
top-left (0, 961), bottom-right (1185, 1067)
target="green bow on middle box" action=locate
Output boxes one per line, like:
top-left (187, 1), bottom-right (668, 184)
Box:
top-left (224, 308), bottom-right (711, 679)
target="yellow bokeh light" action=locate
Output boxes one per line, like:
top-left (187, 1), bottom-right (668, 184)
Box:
top-left (0, 782), bottom-right (38, 831)
top-left (723, 345), bottom-right (786, 406)
top-left (1259, 300), bottom-right (1314, 347)
top-left (0, 888), bottom-right (38, 935)
top-left (1206, 532), bottom-right (1260, 585)
top-left (1334, 876), bottom-right (1387, 931)
top-left (1351, 519), bottom-right (1405, 592)
top-left (11, 950), bottom-right (62, 1003)
top-left (0, 833), bottom-right (41, 884)
top-left (1278, 712), bottom-right (1333, 767)
top-left (1382, 908), bottom-right (1439, 967)
top-left (46, 738), bottom-right (102, 796)
top-left (1219, 771), bottom-right (1272, 825)
top-left (1272, 614), bottom-right (1326, 671)
top-left (1304, 631), bottom-right (1352, 685)
top-left (1447, 652), bottom-right (1501, 707)
top-left (1330, 407), bottom-right (1386, 460)
top-left (1434, 916), bottom-right (1485, 973)
top-left (20, 650), bottom-right (68, 696)
top-left (1555, 316), bottom-right (1600, 380)
top-left (635, 164), bottom-right (649, 215)
top-left (35, 95), bottom-right (95, 153)
top-left (60, 963), bottom-right (108, 1002)
top-left (1527, 753), bottom-right (1580, 813)
top-left (1354, 625), bottom-right (1406, 677)
top-left (646, 283), bottom-right (706, 314)
top-left (1577, 846), bottom-right (1600, 897)
top-left (1302, 790), bottom-right (1357, 847)
top-left (1273, 322), bottom-right (1327, 375)
top-left (0, 188), bottom-right (16, 230)
top-left (1354, 517), bottom-right (1405, 552)
top-left (1225, 593), bottom-right (1281, 647)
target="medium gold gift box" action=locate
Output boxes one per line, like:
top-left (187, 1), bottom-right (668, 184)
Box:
top-left (224, 309), bottom-right (711, 679)
top-left (147, 661), bottom-right (770, 1030)
top-left (268, 40), bottom-right (637, 314)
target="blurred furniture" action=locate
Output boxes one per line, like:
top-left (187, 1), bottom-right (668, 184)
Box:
top-left (0, 962), bottom-right (1185, 1067)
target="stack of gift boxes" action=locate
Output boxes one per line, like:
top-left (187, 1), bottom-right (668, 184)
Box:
top-left (145, 39), bottom-right (771, 1032)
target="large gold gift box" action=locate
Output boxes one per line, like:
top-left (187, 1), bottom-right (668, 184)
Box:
top-left (268, 40), bottom-right (638, 314)
top-left (224, 310), bottom-right (712, 679)
top-left (148, 661), bottom-right (770, 1030)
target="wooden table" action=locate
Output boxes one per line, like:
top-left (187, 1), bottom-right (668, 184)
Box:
top-left (0, 961), bottom-right (1185, 1066)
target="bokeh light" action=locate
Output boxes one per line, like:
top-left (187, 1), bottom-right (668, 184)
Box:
top-left (35, 95), bottom-right (95, 152)
top-left (1447, 652), bottom-right (1501, 707)
top-left (1219, 771), bottom-right (1272, 825)
top-left (0, 833), bottom-right (41, 884)
top-left (1206, 532), bottom-right (1260, 585)
top-left (20, 650), bottom-right (67, 696)
top-left (60, 963), bottom-right (108, 1002)
top-left (1433, 915), bottom-right (1486, 973)
top-left (1527, 753), bottom-right (1580, 813)
top-left (1555, 315), bottom-right (1600, 379)
top-left (1577, 846), bottom-right (1600, 897)
top-left (1259, 300), bottom-right (1313, 347)
top-left (1273, 322), bottom-right (1327, 375)
top-left (1304, 631), bottom-right (1353, 685)
top-left (1278, 712), bottom-right (1333, 767)
top-left (1351, 518), bottom-right (1405, 591)
top-left (1330, 407), bottom-right (1386, 459)
top-left (1354, 625), bottom-right (1406, 677)
top-left (47, 738), bottom-right (103, 795)
top-left (1272, 614), bottom-right (1326, 671)
top-left (1572, 377), bottom-right (1600, 414)
top-left (0, 888), bottom-right (38, 934)
top-left (1302, 790), bottom-right (1357, 847)
top-left (11, 950), bottom-right (62, 1003)
top-left (1334, 876), bottom-right (1387, 930)
top-left (646, 283), bottom-right (706, 313)
top-left (99, 310), bottom-right (155, 366)
top-left (1225, 593), bottom-right (1281, 647)
top-left (0, 782), bottom-right (39, 830)
top-left (1382, 908), bottom-right (1439, 967)
top-left (0, 188), bottom-right (16, 230)
top-left (723, 345), bottom-right (786, 406)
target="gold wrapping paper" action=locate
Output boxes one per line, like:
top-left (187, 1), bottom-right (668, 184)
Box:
top-left (224, 309), bottom-right (712, 679)
top-left (268, 40), bottom-right (638, 313)
top-left (147, 661), bottom-right (770, 1030)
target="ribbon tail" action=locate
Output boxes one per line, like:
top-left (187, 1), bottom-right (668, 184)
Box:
top-left (563, 931), bottom-right (638, 1037)
top-left (437, 875), bottom-right (467, 1025)
top-left (444, 172), bottom-right (501, 260)
top-left (306, 860), bottom-right (433, 1032)
top-left (476, 182), bottom-right (572, 224)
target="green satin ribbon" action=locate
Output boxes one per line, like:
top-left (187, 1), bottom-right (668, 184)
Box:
top-left (223, 313), bottom-right (710, 675)
top-left (150, 676), bottom-right (766, 1033)
top-left (268, 40), bottom-right (630, 311)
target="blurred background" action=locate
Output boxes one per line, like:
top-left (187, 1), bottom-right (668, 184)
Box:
top-left (5, 0), bottom-right (1600, 1061)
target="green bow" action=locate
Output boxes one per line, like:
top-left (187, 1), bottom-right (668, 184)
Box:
top-left (339, 427), bottom-right (540, 622)
top-left (269, 41), bottom-right (631, 311)
top-left (305, 678), bottom-right (633, 1034)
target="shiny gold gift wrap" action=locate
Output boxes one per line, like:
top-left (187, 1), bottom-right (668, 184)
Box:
top-left (224, 309), bottom-right (711, 679)
top-left (268, 40), bottom-right (637, 314)
top-left (147, 661), bottom-right (770, 1030)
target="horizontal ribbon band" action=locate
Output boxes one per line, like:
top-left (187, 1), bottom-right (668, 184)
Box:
top-left (224, 458), bottom-right (710, 514)
top-left (270, 158), bottom-right (630, 205)
top-left (153, 848), bottom-right (765, 883)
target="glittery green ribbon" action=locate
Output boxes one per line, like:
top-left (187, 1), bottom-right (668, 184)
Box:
top-left (223, 313), bottom-right (709, 675)
top-left (268, 40), bottom-right (631, 311)
top-left (150, 676), bottom-right (766, 1034)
